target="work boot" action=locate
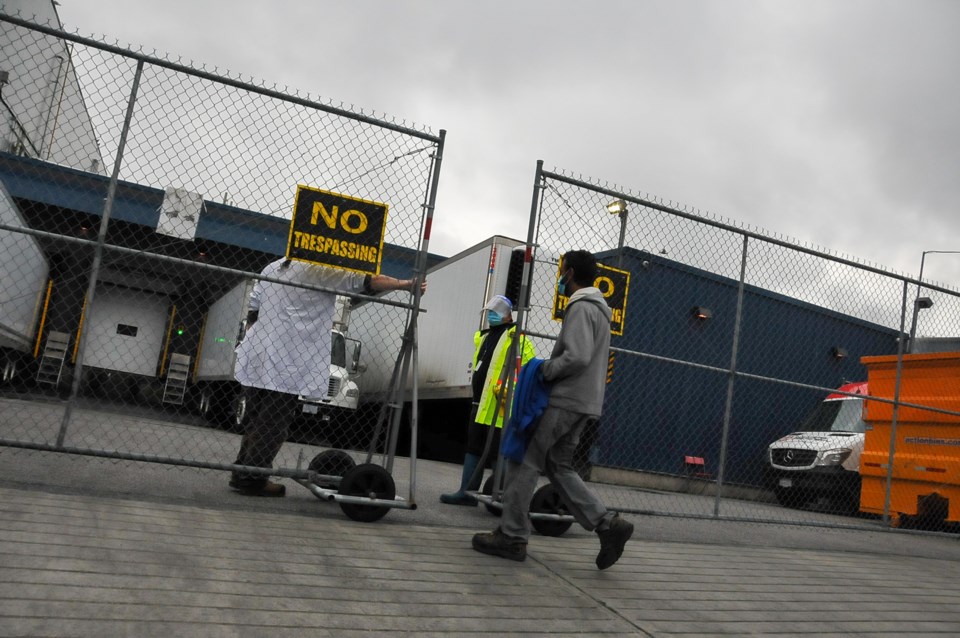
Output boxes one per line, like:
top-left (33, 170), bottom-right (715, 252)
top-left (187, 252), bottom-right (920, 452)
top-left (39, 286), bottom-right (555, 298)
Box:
top-left (440, 453), bottom-right (482, 506)
top-left (472, 527), bottom-right (527, 562)
top-left (230, 476), bottom-right (286, 497)
top-left (595, 514), bottom-right (634, 570)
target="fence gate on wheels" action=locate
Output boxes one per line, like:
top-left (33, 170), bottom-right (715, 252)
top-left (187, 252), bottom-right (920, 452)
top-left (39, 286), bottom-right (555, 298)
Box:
top-left (0, 12), bottom-right (446, 522)
top-left (479, 160), bottom-right (960, 538)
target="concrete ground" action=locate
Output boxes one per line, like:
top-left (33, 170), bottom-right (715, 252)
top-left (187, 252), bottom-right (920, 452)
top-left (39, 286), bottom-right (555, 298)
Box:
top-left (1, 397), bottom-right (960, 636)
top-left (2, 445), bottom-right (960, 637)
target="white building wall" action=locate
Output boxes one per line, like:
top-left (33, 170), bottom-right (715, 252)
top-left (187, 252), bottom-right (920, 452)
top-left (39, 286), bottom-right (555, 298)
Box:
top-left (0, 0), bottom-right (106, 173)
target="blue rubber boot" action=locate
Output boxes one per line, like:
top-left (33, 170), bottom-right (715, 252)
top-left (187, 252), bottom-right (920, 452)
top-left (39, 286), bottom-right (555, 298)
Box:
top-left (440, 453), bottom-right (482, 506)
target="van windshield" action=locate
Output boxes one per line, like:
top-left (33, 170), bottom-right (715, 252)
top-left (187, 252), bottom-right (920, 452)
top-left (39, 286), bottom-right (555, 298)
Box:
top-left (798, 398), bottom-right (866, 433)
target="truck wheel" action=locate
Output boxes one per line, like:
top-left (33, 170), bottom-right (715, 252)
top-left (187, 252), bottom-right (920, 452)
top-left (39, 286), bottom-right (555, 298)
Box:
top-left (309, 449), bottom-right (356, 489)
top-left (197, 387), bottom-right (211, 417)
top-left (338, 463), bottom-right (395, 523)
top-left (530, 483), bottom-right (573, 537)
top-left (201, 384), bottom-right (243, 430)
top-left (1, 356), bottom-right (17, 384)
top-left (231, 392), bottom-right (249, 433)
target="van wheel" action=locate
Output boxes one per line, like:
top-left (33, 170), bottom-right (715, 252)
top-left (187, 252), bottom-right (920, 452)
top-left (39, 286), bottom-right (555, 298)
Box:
top-left (831, 482), bottom-right (862, 515)
top-left (773, 487), bottom-right (809, 508)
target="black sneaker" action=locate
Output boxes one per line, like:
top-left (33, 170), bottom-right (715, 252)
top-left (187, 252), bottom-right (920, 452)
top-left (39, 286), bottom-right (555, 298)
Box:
top-left (472, 528), bottom-right (527, 562)
top-left (596, 514), bottom-right (633, 570)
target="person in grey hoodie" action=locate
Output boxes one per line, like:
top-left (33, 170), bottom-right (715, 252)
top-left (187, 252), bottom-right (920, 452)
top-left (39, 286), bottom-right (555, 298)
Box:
top-left (472, 250), bottom-right (634, 570)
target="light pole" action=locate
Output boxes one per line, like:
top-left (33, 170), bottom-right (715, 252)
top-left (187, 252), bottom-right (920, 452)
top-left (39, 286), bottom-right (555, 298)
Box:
top-left (606, 199), bottom-right (628, 268)
top-left (907, 250), bottom-right (960, 352)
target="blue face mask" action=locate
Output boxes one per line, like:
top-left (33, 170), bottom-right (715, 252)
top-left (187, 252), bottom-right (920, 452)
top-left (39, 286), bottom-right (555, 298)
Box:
top-left (487, 310), bottom-right (504, 326)
top-left (557, 272), bottom-right (570, 297)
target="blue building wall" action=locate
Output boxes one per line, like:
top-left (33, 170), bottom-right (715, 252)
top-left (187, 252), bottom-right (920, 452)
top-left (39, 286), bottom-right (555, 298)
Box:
top-left (0, 152), bottom-right (441, 278)
top-left (597, 249), bottom-right (900, 487)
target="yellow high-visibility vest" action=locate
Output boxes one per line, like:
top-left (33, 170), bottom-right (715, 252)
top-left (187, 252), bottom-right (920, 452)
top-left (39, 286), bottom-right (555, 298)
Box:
top-left (473, 325), bottom-right (536, 428)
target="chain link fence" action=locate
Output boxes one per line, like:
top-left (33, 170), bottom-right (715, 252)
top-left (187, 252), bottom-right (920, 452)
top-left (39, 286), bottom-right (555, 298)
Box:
top-left (0, 13), bottom-right (445, 520)
top-left (3, 12), bottom-right (959, 536)
top-left (513, 161), bottom-right (960, 534)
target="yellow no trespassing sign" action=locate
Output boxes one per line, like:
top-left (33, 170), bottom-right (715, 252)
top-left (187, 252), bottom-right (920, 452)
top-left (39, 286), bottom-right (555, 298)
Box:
top-left (286, 185), bottom-right (388, 276)
top-left (552, 263), bottom-right (630, 336)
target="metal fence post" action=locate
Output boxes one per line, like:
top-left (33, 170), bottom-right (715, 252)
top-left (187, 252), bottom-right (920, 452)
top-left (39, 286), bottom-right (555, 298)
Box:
top-left (488, 160), bottom-right (544, 499)
top-left (55, 59), bottom-right (144, 448)
top-left (403, 128), bottom-right (446, 499)
top-left (882, 279), bottom-right (910, 525)
top-left (713, 234), bottom-right (749, 518)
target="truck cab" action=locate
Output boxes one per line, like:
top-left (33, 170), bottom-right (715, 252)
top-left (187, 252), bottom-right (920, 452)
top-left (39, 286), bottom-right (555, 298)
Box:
top-left (202, 328), bottom-right (361, 439)
top-left (767, 381), bottom-right (868, 511)
top-left (298, 329), bottom-right (362, 418)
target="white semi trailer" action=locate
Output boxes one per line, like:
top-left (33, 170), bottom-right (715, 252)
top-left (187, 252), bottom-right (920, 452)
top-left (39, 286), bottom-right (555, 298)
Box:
top-left (344, 236), bottom-right (528, 458)
top-left (0, 180), bottom-right (49, 383)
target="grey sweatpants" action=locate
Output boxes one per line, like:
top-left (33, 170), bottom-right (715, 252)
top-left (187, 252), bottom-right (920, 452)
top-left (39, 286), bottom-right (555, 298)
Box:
top-left (500, 406), bottom-right (612, 540)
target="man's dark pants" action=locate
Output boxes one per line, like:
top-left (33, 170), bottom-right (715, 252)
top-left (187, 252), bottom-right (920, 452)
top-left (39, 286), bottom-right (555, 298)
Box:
top-left (231, 386), bottom-right (300, 488)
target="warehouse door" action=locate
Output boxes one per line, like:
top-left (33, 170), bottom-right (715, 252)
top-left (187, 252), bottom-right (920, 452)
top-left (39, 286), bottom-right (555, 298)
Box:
top-left (83, 285), bottom-right (170, 376)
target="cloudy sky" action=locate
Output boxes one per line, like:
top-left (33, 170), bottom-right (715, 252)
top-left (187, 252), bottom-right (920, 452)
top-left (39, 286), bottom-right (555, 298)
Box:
top-left (54, 0), bottom-right (960, 289)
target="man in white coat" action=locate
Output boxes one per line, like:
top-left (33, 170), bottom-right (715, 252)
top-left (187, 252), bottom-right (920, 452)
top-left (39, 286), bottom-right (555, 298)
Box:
top-left (230, 257), bottom-right (423, 496)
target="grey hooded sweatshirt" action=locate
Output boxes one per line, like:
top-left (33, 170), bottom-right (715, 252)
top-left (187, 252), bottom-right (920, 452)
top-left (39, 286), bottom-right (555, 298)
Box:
top-left (541, 287), bottom-right (612, 417)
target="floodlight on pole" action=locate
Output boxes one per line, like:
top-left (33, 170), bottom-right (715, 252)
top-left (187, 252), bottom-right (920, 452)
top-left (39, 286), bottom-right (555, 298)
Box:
top-left (606, 199), bottom-right (627, 215)
top-left (907, 250), bottom-right (960, 352)
top-left (606, 199), bottom-right (628, 268)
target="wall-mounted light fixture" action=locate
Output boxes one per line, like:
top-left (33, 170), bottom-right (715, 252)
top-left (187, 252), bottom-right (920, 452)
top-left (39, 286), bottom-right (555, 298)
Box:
top-left (691, 306), bottom-right (712, 320)
top-left (908, 296), bottom-right (935, 353)
top-left (830, 346), bottom-right (848, 360)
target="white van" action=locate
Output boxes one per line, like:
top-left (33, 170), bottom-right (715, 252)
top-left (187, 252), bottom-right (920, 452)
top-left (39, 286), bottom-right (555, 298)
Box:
top-left (767, 382), bottom-right (868, 511)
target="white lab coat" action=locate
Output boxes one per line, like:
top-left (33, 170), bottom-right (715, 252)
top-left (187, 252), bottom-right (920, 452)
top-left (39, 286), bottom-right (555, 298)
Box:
top-left (235, 258), bottom-right (366, 396)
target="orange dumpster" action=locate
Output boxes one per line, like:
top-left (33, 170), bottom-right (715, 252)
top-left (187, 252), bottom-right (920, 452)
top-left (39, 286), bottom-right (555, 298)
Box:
top-left (859, 351), bottom-right (960, 525)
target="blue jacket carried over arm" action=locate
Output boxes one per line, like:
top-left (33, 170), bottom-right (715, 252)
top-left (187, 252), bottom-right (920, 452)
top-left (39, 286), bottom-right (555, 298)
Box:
top-left (501, 358), bottom-right (551, 463)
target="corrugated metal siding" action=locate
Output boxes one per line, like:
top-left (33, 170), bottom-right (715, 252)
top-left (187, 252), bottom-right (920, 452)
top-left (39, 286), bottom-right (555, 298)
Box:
top-left (597, 250), bottom-right (900, 487)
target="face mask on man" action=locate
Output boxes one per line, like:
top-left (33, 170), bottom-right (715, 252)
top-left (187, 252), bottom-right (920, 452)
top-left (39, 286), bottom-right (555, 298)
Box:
top-left (557, 270), bottom-right (571, 297)
top-left (487, 310), bottom-right (504, 326)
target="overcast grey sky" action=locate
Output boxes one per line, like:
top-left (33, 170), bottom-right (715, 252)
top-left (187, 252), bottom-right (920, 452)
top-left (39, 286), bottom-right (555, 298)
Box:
top-left (56, 0), bottom-right (960, 289)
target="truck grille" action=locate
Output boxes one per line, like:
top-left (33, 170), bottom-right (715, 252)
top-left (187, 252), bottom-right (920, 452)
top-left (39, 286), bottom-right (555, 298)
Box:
top-left (771, 448), bottom-right (818, 467)
top-left (327, 377), bottom-right (341, 398)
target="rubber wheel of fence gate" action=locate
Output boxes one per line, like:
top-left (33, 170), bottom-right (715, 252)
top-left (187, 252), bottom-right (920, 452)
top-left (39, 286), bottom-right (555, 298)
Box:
top-left (529, 483), bottom-right (573, 537)
top-left (337, 463), bottom-right (396, 523)
top-left (308, 449), bottom-right (356, 489)
top-left (481, 476), bottom-right (502, 517)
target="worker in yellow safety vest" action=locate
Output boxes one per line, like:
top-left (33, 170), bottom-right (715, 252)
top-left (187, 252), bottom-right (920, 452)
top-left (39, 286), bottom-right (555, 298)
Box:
top-left (441, 295), bottom-right (536, 506)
